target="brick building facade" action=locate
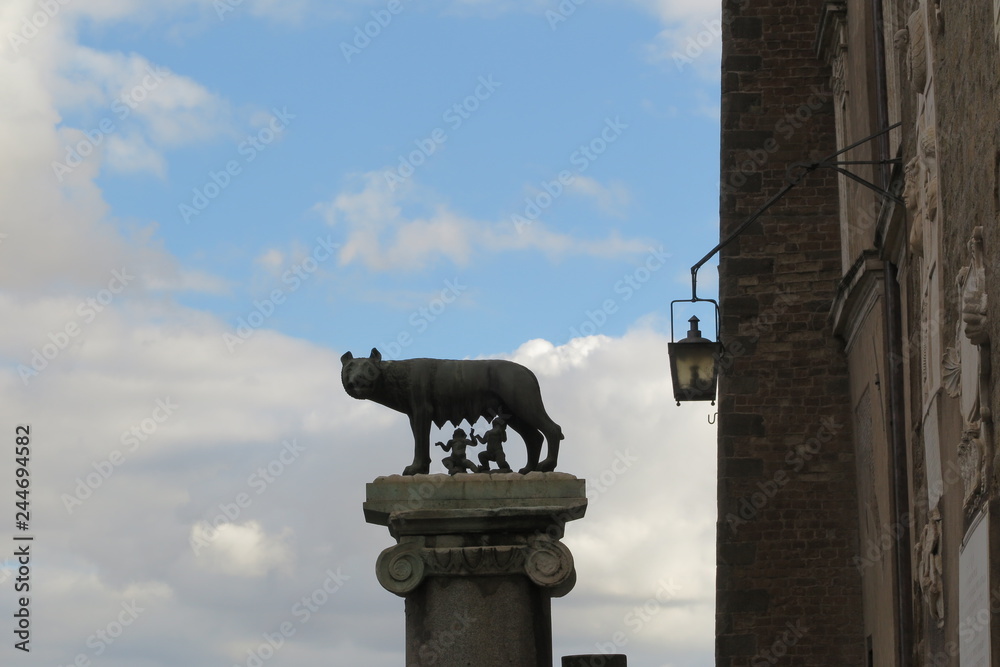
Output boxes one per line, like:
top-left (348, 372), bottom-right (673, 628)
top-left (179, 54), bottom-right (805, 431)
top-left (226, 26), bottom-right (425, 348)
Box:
top-left (717, 0), bottom-right (1000, 664)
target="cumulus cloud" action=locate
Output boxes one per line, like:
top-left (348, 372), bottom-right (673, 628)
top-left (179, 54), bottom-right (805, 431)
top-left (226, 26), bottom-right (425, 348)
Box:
top-left (0, 1), bottom-right (237, 296)
top-left (629, 0), bottom-right (723, 77)
top-left (0, 2), bottom-right (717, 665)
top-left (566, 175), bottom-right (631, 218)
top-left (1, 280), bottom-right (714, 666)
top-left (190, 521), bottom-right (296, 577)
top-left (315, 172), bottom-right (651, 271)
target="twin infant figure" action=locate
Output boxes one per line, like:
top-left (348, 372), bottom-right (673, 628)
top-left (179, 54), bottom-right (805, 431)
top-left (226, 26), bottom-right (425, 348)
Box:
top-left (435, 416), bottom-right (511, 475)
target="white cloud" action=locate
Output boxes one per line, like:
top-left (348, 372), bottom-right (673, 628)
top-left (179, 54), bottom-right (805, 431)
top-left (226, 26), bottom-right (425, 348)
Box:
top-left (566, 175), bottom-right (631, 218)
top-left (0, 1), bottom-right (237, 296)
top-left (243, 0), bottom-right (315, 23)
top-left (316, 172), bottom-right (651, 271)
top-left (625, 0), bottom-right (722, 78)
top-left (629, 0), bottom-right (720, 24)
top-left (105, 130), bottom-right (168, 177)
top-left (47, 46), bottom-right (232, 172)
top-left (1, 283), bottom-right (715, 665)
top-left (0, 2), bottom-right (718, 664)
top-left (256, 248), bottom-right (286, 274)
top-left (191, 521), bottom-right (296, 577)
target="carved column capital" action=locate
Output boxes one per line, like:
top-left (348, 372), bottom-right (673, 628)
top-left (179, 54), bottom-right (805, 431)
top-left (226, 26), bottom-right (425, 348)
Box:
top-left (376, 541), bottom-right (426, 595)
top-left (366, 473), bottom-right (587, 598)
top-left (375, 536), bottom-right (578, 598)
top-left (524, 536), bottom-right (576, 596)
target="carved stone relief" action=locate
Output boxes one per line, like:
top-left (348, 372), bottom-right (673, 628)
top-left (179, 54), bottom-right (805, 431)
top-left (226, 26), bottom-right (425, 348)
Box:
top-left (946, 227), bottom-right (992, 506)
top-left (961, 228), bottom-right (989, 349)
top-left (906, 7), bottom-right (928, 91)
top-left (958, 427), bottom-right (985, 506)
top-left (917, 506), bottom-right (944, 628)
top-left (902, 2), bottom-right (940, 267)
top-left (903, 0), bottom-right (944, 417)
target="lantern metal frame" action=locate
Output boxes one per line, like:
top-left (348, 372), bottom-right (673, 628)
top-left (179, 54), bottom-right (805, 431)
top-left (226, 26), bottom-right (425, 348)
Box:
top-left (668, 297), bottom-right (723, 405)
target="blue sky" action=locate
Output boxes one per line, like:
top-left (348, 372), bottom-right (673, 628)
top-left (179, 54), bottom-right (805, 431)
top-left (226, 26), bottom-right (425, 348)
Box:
top-left (1, 1), bottom-right (721, 665)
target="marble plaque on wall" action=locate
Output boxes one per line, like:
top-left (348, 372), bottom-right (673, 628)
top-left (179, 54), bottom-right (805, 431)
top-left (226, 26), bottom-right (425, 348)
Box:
top-left (960, 511), bottom-right (991, 667)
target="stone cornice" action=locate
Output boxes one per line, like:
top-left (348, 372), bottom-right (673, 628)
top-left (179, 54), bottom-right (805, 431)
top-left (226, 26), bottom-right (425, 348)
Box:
top-left (830, 250), bottom-right (885, 352)
top-left (815, 1), bottom-right (848, 62)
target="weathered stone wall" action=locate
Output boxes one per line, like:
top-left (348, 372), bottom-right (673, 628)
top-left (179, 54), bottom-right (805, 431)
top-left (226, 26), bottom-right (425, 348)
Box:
top-left (717, 0), bottom-right (866, 663)
top-left (916, 2), bottom-right (1000, 664)
top-left (933, 1), bottom-right (1000, 381)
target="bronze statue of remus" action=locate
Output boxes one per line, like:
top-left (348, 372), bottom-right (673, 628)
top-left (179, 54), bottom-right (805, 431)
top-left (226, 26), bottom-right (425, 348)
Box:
top-left (341, 348), bottom-right (564, 475)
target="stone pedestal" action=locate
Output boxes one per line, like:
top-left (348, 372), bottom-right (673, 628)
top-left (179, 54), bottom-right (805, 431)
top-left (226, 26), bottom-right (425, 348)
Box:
top-left (364, 472), bottom-right (587, 667)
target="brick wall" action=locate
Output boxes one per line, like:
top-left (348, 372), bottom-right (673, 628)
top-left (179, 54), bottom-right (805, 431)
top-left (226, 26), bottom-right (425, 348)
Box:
top-left (717, 0), bottom-right (865, 664)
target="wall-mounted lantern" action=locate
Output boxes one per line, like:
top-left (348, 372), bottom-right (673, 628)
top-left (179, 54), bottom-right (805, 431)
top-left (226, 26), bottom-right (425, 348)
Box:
top-left (668, 122), bottom-right (901, 406)
top-left (668, 312), bottom-right (722, 405)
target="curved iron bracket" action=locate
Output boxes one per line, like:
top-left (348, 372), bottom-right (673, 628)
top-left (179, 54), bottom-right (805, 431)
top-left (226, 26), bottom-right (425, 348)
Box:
top-left (689, 122), bottom-right (902, 302)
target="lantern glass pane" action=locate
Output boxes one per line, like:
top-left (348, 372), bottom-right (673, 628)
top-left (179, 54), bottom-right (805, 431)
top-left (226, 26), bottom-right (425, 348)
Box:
top-left (669, 341), bottom-right (720, 402)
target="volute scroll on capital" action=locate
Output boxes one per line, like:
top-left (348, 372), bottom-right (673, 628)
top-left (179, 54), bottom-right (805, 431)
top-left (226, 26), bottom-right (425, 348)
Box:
top-left (374, 535), bottom-right (577, 598)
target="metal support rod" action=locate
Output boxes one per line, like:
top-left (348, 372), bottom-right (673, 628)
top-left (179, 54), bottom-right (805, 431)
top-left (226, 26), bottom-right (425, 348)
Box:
top-left (690, 179), bottom-right (801, 301)
top-left (824, 159), bottom-right (902, 166)
top-left (824, 164), bottom-right (905, 204)
top-left (688, 122), bottom-right (902, 301)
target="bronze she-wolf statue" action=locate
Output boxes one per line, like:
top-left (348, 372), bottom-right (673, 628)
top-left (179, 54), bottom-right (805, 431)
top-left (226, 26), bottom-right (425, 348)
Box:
top-left (341, 348), bottom-right (564, 475)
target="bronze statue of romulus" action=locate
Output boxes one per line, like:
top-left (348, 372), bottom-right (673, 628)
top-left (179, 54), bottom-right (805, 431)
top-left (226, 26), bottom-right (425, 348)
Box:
top-left (341, 348), bottom-right (564, 475)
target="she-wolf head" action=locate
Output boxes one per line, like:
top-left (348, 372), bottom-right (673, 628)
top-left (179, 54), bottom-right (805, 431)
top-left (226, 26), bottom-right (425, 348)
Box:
top-left (340, 348), bottom-right (383, 399)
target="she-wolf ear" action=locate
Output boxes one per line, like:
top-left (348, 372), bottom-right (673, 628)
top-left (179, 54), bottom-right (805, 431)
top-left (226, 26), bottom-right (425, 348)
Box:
top-left (340, 351), bottom-right (354, 365)
top-left (369, 348), bottom-right (382, 362)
